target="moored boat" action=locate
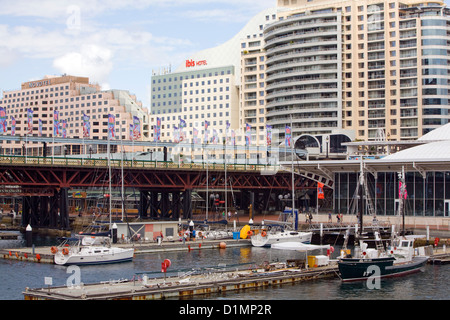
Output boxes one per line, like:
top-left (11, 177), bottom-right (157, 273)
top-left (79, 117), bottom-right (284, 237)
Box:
top-left (251, 229), bottom-right (312, 247)
top-left (338, 237), bottom-right (428, 282)
top-left (52, 236), bottom-right (134, 266)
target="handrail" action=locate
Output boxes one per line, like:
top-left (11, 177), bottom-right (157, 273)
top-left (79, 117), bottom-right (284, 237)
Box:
top-left (0, 155), bottom-right (285, 173)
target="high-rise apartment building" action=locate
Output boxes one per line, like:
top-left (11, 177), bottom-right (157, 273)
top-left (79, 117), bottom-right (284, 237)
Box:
top-left (0, 75), bottom-right (149, 155)
top-left (240, 25), bottom-right (272, 146)
top-left (268, 0), bottom-right (450, 142)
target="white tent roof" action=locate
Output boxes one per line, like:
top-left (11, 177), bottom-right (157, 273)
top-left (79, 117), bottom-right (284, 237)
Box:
top-left (383, 140), bottom-right (450, 160)
top-left (383, 123), bottom-right (450, 160)
top-left (418, 123), bottom-right (450, 141)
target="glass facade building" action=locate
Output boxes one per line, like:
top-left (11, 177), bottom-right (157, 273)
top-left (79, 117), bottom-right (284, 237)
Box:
top-left (335, 171), bottom-right (450, 217)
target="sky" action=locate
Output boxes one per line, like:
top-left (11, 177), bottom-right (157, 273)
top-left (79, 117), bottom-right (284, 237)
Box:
top-left (0, 0), bottom-right (276, 109)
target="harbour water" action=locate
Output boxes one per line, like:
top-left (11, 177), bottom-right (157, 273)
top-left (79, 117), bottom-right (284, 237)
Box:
top-left (0, 235), bottom-right (449, 301)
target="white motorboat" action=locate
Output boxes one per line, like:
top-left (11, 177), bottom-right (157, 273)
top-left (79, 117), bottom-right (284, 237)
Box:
top-left (251, 229), bottom-right (312, 247)
top-left (53, 236), bottom-right (134, 266)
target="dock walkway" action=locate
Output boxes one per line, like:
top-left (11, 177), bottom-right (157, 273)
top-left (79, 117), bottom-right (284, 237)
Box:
top-left (23, 264), bottom-right (339, 300)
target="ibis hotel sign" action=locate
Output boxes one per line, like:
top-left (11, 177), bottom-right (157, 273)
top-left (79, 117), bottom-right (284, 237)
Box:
top-left (186, 59), bottom-right (208, 68)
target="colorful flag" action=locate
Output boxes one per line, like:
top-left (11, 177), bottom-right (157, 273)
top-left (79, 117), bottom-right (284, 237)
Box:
top-left (133, 116), bottom-right (141, 140)
top-left (173, 125), bottom-right (179, 143)
top-left (212, 129), bottom-right (219, 144)
top-left (204, 120), bottom-right (210, 143)
top-left (53, 110), bottom-right (59, 137)
top-left (82, 113), bottom-right (90, 138)
top-left (179, 117), bottom-right (186, 129)
top-left (10, 116), bottom-right (16, 136)
top-left (61, 120), bottom-right (67, 138)
top-left (108, 114), bottom-right (115, 139)
top-left (155, 117), bottom-right (161, 142)
top-left (399, 181), bottom-right (408, 199)
top-left (193, 127), bottom-right (199, 144)
top-left (231, 129), bottom-right (236, 146)
top-left (0, 107), bottom-right (7, 134)
top-left (38, 119), bottom-right (43, 137)
top-left (245, 123), bottom-right (251, 146)
top-left (27, 109), bottom-right (33, 135)
top-left (317, 183), bottom-right (324, 199)
top-left (285, 125), bottom-right (291, 147)
top-left (225, 120), bottom-right (230, 144)
top-left (266, 125), bottom-right (272, 146)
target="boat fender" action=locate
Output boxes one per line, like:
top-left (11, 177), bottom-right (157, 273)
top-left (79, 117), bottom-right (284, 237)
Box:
top-left (51, 246), bottom-right (58, 254)
top-left (261, 231), bottom-right (267, 237)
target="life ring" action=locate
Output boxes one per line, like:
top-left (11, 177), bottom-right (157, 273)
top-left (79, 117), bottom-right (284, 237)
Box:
top-left (261, 231), bottom-right (267, 237)
top-left (62, 248), bottom-right (69, 255)
top-left (247, 230), bottom-right (253, 237)
top-left (51, 246), bottom-right (58, 254)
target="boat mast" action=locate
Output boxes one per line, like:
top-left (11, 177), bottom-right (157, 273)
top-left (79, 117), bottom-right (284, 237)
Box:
top-left (120, 123), bottom-right (125, 222)
top-left (290, 115), bottom-right (296, 230)
top-left (108, 123), bottom-right (112, 231)
top-left (358, 159), bottom-right (364, 238)
top-left (398, 166), bottom-right (406, 236)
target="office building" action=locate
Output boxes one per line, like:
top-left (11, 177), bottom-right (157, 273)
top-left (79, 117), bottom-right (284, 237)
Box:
top-left (150, 8), bottom-right (278, 158)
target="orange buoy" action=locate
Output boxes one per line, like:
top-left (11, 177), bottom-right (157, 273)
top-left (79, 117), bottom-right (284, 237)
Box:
top-left (62, 248), bottom-right (69, 255)
top-left (247, 230), bottom-right (253, 237)
top-left (36, 254), bottom-right (41, 261)
top-left (261, 231), bottom-right (267, 237)
top-left (219, 242), bottom-right (227, 249)
top-left (15, 252), bottom-right (19, 258)
top-left (51, 246), bottom-right (58, 254)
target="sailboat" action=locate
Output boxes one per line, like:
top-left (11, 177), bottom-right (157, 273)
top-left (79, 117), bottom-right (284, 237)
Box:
top-left (338, 165), bottom-right (428, 282)
top-left (251, 116), bottom-right (312, 247)
top-left (53, 231), bottom-right (134, 266)
top-left (53, 120), bottom-right (134, 265)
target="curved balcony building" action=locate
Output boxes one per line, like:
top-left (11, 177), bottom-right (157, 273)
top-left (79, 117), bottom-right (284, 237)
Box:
top-left (264, 10), bottom-right (343, 143)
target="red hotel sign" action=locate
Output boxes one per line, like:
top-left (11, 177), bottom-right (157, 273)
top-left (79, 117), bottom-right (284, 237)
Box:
top-left (186, 59), bottom-right (207, 67)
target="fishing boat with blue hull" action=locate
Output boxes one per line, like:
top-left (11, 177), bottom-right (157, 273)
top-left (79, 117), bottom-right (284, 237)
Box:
top-left (338, 164), bottom-right (428, 282)
top-left (338, 237), bottom-right (428, 282)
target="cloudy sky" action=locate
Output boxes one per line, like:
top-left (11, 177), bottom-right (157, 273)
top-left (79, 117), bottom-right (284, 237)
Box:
top-left (0, 0), bottom-right (275, 109)
top-left (1, 0), bottom-right (449, 110)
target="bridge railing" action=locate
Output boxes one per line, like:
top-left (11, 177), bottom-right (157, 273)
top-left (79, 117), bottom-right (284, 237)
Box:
top-left (0, 155), bottom-right (285, 173)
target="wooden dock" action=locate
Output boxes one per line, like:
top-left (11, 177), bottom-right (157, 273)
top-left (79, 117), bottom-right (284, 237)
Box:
top-left (0, 232), bottom-right (19, 240)
top-left (23, 264), bottom-right (339, 300)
